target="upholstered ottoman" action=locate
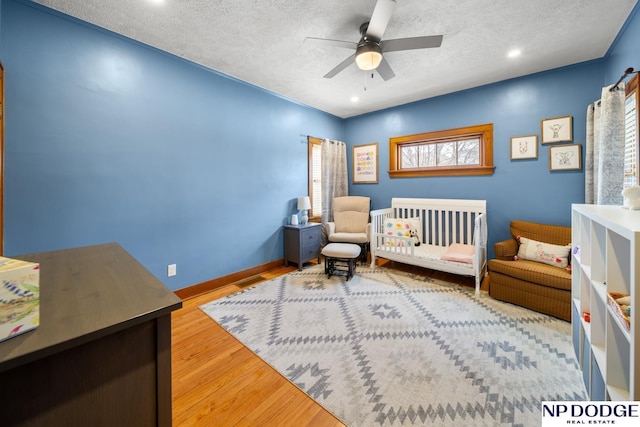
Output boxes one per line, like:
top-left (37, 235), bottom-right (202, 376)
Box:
top-left (321, 243), bottom-right (361, 281)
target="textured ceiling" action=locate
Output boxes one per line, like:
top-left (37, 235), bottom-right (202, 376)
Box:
top-left (32, 0), bottom-right (638, 118)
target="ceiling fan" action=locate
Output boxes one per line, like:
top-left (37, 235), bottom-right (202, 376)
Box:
top-left (304, 0), bottom-right (443, 81)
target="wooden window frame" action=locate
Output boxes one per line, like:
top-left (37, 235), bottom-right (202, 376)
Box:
top-left (307, 136), bottom-right (322, 222)
top-left (388, 123), bottom-right (495, 178)
top-left (625, 73), bottom-right (639, 187)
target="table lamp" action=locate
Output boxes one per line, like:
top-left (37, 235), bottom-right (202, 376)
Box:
top-left (297, 196), bottom-right (311, 225)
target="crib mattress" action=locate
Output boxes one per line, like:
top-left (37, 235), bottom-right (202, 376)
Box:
top-left (375, 243), bottom-right (476, 272)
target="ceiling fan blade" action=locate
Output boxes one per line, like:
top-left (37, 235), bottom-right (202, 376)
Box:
top-left (376, 57), bottom-right (395, 81)
top-left (323, 53), bottom-right (356, 78)
top-left (304, 37), bottom-right (357, 50)
top-left (366, 0), bottom-right (396, 41)
top-left (381, 35), bottom-right (443, 52)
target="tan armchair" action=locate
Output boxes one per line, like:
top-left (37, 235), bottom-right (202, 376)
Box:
top-left (324, 196), bottom-right (371, 262)
top-left (488, 220), bottom-right (572, 321)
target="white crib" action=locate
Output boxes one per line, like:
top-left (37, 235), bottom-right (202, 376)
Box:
top-left (370, 198), bottom-right (487, 296)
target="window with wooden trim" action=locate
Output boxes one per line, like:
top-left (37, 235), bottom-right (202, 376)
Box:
top-left (388, 123), bottom-right (495, 178)
top-left (307, 136), bottom-right (322, 221)
top-left (624, 73), bottom-right (639, 188)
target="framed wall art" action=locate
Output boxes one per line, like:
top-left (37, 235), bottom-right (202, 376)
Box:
top-left (352, 143), bottom-right (378, 184)
top-left (510, 135), bottom-right (538, 160)
top-left (549, 144), bottom-right (582, 171)
top-left (541, 115), bottom-right (573, 143)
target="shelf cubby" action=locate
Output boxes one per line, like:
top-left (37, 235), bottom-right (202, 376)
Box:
top-left (606, 310), bottom-right (631, 400)
top-left (572, 204), bottom-right (640, 401)
top-left (579, 267), bottom-right (591, 319)
top-left (579, 213), bottom-right (592, 268)
top-left (607, 230), bottom-right (631, 296)
top-left (591, 221), bottom-right (606, 284)
top-left (590, 291), bottom-right (606, 364)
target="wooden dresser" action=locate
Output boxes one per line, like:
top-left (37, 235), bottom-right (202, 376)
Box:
top-left (0, 243), bottom-right (182, 426)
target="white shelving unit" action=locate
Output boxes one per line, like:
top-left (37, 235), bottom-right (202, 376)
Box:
top-left (571, 204), bottom-right (640, 401)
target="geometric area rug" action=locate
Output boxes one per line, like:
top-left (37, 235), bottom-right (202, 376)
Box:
top-left (200, 264), bottom-right (586, 427)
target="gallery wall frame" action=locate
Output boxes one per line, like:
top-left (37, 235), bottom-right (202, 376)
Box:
top-left (541, 115), bottom-right (573, 144)
top-left (549, 143), bottom-right (582, 171)
top-left (510, 135), bottom-right (538, 160)
top-left (352, 142), bottom-right (378, 184)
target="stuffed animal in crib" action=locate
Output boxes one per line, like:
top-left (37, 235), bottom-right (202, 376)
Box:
top-left (410, 229), bottom-right (421, 246)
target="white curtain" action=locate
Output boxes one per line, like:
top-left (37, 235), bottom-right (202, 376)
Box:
top-left (320, 138), bottom-right (348, 224)
top-left (585, 85), bottom-right (626, 205)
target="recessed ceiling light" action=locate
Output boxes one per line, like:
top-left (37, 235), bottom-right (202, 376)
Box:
top-left (351, 96), bottom-right (359, 103)
top-left (507, 49), bottom-right (522, 58)
top-left (147, 0), bottom-right (165, 5)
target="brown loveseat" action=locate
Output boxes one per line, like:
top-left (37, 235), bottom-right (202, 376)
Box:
top-left (488, 220), bottom-right (572, 321)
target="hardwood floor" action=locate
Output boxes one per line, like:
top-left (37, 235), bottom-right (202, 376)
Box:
top-left (171, 259), bottom-right (487, 426)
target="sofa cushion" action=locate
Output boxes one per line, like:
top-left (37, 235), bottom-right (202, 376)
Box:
top-left (332, 196), bottom-right (370, 233)
top-left (328, 232), bottom-right (369, 244)
top-left (334, 211), bottom-right (368, 233)
top-left (488, 259), bottom-right (571, 291)
top-left (516, 236), bottom-right (571, 268)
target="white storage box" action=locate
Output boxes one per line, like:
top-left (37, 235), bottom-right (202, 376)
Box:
top-left (0, 257), bottom-right (40, 342)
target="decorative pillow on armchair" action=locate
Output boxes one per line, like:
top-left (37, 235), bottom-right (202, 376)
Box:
top-left (384, 217), bottom-right (421, 246)
top-left (516, 236), bottom-right (571, 268)
top-left (334, 211), bottom-right (368, 233)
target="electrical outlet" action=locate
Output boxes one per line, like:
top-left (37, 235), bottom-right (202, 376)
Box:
top-left (168, 264), bottom-right (177, 277)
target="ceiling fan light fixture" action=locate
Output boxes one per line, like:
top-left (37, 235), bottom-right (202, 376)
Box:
top-left (355, 41), bottom-right (383, 71)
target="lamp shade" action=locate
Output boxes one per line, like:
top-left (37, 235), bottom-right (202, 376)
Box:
top-left (355, 41), bottom-right (383, 71)
top-left (297, 196), bottom-right (311, 210)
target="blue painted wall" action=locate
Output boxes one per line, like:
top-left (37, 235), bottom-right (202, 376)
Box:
top-left (0, 0), bottom-right (344, 290)
top-left (1, 0), bottom-right (639, 289)
top-left (604, 2), bottom-right (640, 86)
top-left (345, 63), bottom-right (604, 250)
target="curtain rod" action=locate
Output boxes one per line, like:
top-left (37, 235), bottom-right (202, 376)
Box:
top-left (610, 67), bottom-right (637, 91)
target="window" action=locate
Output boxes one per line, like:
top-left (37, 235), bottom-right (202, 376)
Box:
top-left (307, 136), bottom-right (322, 221)
top-left (624, 73), bottom-right (638, 188)
top-left (389, 123), bottom-right (495, 177)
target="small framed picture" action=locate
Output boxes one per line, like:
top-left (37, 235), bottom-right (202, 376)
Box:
top-left (541, 115), bottom-right (573, 144)
top-left (352, 142), bottom-right (378, 184)
top-left (510, 135), bottom-right (538, 160)
top-left (549, 144), bottom-right (582, 171)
